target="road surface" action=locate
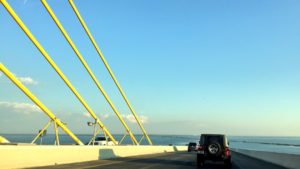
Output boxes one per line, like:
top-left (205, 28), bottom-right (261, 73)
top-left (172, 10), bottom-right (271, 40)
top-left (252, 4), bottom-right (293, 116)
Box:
top-left (33, 151), bottom-right (287, 169)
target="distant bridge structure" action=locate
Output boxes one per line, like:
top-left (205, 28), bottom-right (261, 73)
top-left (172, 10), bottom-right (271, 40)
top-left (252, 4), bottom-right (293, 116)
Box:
top-left (0, 0), bottom-right (152, 146)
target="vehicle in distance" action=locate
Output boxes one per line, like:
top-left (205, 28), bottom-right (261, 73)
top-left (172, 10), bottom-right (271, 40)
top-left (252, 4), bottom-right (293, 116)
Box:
top-left (88, 136), bottom-right (117, 146)
top-left (197, 134), bottom-right (231, 168)
top-left (188, 142), bottom-right (197, 152)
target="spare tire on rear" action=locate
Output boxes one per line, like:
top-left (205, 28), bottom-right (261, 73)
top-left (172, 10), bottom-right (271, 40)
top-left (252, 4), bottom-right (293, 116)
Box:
top-left (207, 142), bottom-right (221, 155)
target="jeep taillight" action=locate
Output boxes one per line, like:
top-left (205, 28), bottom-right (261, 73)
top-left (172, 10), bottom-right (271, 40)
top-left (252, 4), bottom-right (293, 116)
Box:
top-left (225, 147), bottom-right (230, 157)
top-left (198, 145), bottom-right (203, 151)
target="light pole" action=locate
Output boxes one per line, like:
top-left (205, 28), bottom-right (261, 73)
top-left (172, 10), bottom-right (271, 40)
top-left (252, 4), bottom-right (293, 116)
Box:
top-left (87, 120), bottom-right (97, 145)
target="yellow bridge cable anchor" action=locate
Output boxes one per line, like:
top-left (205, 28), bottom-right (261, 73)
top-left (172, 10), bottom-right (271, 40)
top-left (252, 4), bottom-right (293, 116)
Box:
top-left (0, 0), bottom-right (117, 145)
top-left (0, 63), bottom-right (83, 145)
top-left (68, 0), bottom-right (152, 145)
top-left (41, 0), bottom-right (138, 145)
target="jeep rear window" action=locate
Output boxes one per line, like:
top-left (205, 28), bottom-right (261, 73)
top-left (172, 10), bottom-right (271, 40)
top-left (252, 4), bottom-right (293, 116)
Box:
top-left (95, 137), bottom-right (106, 141)
top-left (200, 135), bottom-right (224, 145)
top-left (189, 143), bottom-right (196, 146)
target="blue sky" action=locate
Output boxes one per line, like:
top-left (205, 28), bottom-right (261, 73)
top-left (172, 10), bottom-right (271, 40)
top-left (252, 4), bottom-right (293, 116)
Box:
top-left (0, 0), bottom-right (300, 136)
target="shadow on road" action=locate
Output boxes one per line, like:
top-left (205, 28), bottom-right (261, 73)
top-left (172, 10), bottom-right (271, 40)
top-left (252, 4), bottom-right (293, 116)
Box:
top-left (107, 152), bottom-right (240, 169)
top-left (110, 156), bottom-right (194, 167)
top-left (198, 161), bottom-right (240, 169)
top-left (30, 151), bottom-right (287, 169)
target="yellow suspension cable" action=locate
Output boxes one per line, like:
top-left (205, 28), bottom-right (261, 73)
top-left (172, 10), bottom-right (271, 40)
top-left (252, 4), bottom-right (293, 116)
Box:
top-left (0, 0), bottom-right (117, 145)
top-left (41, 0), bottom-right (138, 145)
top-left (0, 63), bottom-right (83, 145)
top-left (68, 0), bottom-right (152, 145)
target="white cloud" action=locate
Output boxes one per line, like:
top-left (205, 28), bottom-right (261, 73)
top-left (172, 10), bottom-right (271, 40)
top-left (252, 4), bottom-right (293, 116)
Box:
top-left (83, 112), bottom-right (91, 118)
top-left (124, 114), bottom-right (149, 124)
top-left (18, 76), bottom-right (38, 85)
top-left (0, 71), bottom-right (38, 85)
top-left (100, 114), bottom-right (110, 120)
top-left (83, 112), bottom-right (110, 120)
top-left (0, 102), bottom-right (42, 114)
top-left (139, 115), bottom-right (149, 124)
top-left (0, 72), bottom-right (38, 85)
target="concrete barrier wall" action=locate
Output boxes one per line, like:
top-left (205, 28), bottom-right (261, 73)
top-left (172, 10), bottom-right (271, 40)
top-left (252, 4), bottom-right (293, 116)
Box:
top-left (232, 149), bottom-right (300, 169)
top-left (0, 145), bottom-right (187, 169)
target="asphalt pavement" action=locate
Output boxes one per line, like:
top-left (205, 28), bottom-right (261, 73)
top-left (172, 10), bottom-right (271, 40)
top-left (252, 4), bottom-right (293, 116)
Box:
top-left (33, 151), bottom-right (287, 169)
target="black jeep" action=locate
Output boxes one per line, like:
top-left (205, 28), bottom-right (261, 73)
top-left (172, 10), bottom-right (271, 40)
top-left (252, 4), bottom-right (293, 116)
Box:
top-left (197, 134), bottom-right (231, 168)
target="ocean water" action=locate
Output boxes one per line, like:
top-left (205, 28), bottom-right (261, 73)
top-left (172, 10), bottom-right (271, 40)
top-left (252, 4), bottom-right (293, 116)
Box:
top-left (0, 134), bottom-right (198, 146)
top-left (228, 136), bottom-right (300, 155)
top-left (1, 134), bottom-right (300, 155)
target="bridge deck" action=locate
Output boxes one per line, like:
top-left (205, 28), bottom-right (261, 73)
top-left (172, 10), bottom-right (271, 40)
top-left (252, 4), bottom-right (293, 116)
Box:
top-left (32, 151), bottom-right (287, 169)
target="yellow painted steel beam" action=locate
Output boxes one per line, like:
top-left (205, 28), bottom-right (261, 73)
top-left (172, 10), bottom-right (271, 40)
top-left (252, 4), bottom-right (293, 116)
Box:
top-left (41, 0), bottom-right (138, 145)
top-left (139, 135), bottom-right (145, 144)
top-left (0, 0), bottom-right (117, 145)
top-left (119, 134), bottom-right (127, 144)
top-left (31, 120), bottom-right (52, 144)
top-left (0, 63), bottom-right (83, 145)
top-left (68, 0), bottom-right (152, 145)
top-left (54, 121), bottom-right (60, 145)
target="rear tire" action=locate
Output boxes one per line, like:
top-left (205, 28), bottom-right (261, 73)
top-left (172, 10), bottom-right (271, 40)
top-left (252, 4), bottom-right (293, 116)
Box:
top-left (224, 159), bottom-right (232, 168)
top-left (197, 154), bottom-right (204, 167)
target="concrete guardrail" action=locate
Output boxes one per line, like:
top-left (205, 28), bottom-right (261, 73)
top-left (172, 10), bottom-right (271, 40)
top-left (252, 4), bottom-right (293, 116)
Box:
top-left (232, 148), bottom-right (300, 169)
top-left (0, 145), bottom-right (187, 169)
